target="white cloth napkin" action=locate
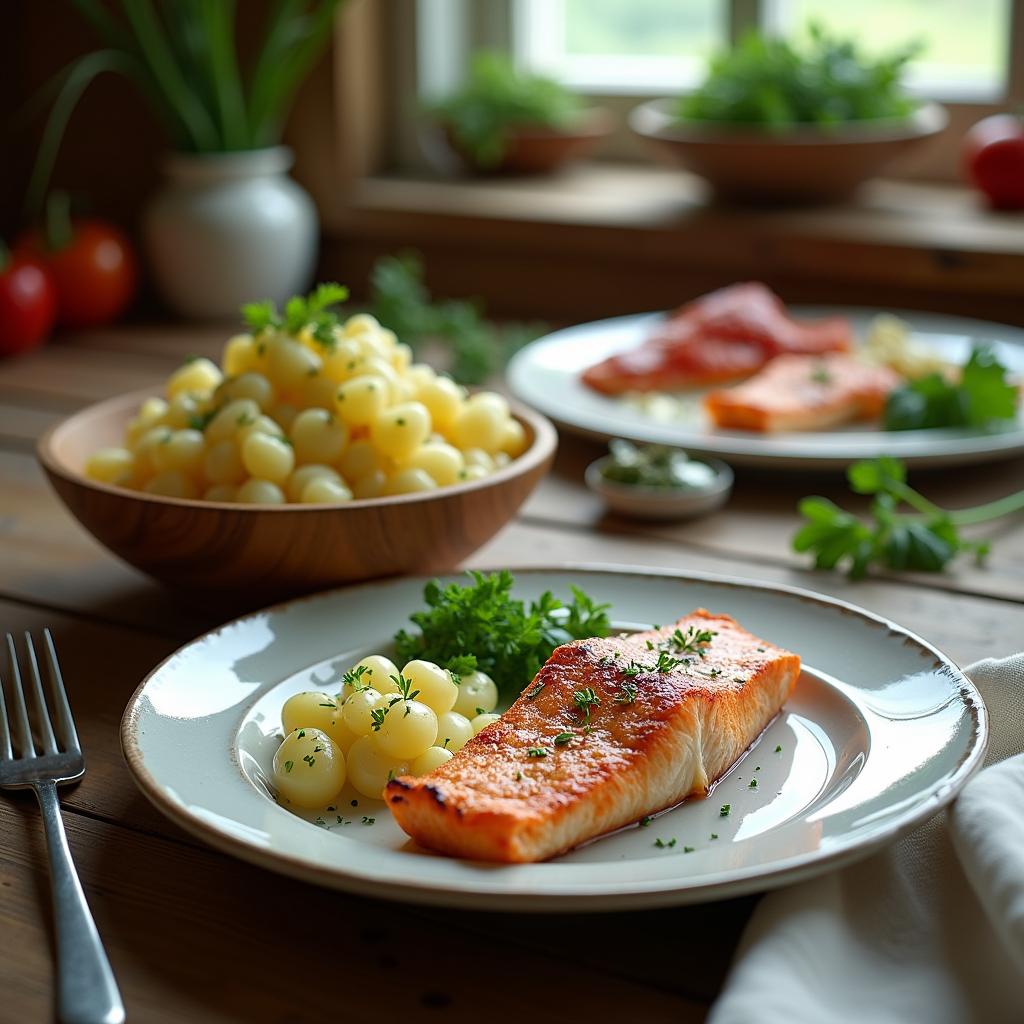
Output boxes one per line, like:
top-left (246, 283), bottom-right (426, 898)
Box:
top-left (710, 654), bottom-right (1024, 1024)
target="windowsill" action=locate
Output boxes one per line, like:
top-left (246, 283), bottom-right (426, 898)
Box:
top-left (323, 163), bottom-right (1024, 324)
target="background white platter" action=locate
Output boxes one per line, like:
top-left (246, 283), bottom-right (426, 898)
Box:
top-left (121, 567), bottom-right (986, 912)
top-left (507, 307), bottom-right (1024, 469)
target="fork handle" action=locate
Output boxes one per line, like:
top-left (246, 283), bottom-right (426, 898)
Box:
top-left (34, 782), bottom-right (125, 1024)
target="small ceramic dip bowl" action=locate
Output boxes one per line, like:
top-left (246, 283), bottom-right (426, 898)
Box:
top-left (585, 443), bottom-right (734, 521)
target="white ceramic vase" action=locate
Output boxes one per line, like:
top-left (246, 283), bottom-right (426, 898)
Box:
top-left (143, 146), bottom-right (317, 320)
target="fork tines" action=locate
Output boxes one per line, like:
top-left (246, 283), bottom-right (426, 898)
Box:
top-left (0, 630), bottom-right (80, 762)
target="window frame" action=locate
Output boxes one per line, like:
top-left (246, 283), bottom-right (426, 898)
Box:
top-left (390, 0), bottom-right (1024, 181)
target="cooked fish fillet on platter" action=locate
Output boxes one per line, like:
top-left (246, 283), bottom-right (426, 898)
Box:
top-left (388, 610), bottom-right (798, 862)
top-left (507, 290), bottom-right (1024, 469)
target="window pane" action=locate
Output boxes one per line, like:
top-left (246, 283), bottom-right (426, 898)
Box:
top-left (563, 0), bottom-right (723, 59)
top-left (516, 0), bottom-right (727, 92)
top-left (769, 0), bottom-right (1010, 100)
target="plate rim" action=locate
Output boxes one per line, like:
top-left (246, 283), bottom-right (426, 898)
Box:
top-left (120, 564), bottom-right (989, 912)
top-left (507, 306), bottom-right (1024, 470)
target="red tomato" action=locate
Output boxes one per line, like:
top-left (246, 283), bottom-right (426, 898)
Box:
top-left (0, 246), bottom-right (57, 356)
top-left (963, 114), bottom-right (1024, 210)
top-left (17, 219), bottom-right (138, 329)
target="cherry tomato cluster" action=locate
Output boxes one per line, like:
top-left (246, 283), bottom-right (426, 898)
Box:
top-left (0, 217), bottom-right (137, 358)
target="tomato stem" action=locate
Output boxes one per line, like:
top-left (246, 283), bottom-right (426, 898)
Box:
top-left (44, 191), bottom-right (74, 252)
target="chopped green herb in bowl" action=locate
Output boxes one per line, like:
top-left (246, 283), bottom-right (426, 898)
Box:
top-left (586, 441), bottom-right (733, 521)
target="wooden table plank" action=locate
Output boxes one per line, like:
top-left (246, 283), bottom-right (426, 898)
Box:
top-left (1, 446), bottom-right (1021, 665)
top-left (524, 436), bottom-right (1024, 604)
top-left (0, 802), bottom-right (708, 1023)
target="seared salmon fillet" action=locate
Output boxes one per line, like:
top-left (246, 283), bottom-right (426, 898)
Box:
top-left (386, 610), bottom-right (799, 863)
top-left (582, 283), bottom-right (852, 395)
top-left (704, 353), bottom-right (902, 432)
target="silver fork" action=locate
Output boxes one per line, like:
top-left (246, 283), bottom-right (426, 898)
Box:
top-left (0, 631), bottom-right (124, 1024)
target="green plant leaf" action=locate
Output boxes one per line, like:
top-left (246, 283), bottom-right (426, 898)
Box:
top-left (119, 0), bottom-right (220, 151)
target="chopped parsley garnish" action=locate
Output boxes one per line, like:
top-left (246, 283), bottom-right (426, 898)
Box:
top-left (525, 681), bottom-right (546, 700)
top-left (662, 625), bottom-right (716, 657)
top-left (654, 838), bottom-right (677, 849)
top-left (302, 754), bottom-right (316, 767)
top-left (283, 760), bottom-right (294, 774)
top-left (775, 744), bottom-right (783, 753)
top-left (342, 665), bottom-right (370, 691)
top-left (389, 673), bottom-right (421, 702)
top-left (527, 747), bottom-right (549, 758)
top-left (573, 687), bottom-right (601, 731)
top-left (720, 804), bottom-right (731, 817)
top-left (315, 816), bottom-right (327, 827)
top-left (653, 651), bottom-right (685, 674)
top-left (318, 700), bottom-right (337, 709)
top-left (639, 816), bottom-right (652, 828)
top-left (749, 778), bottom-right (758, 789)
top-left (683, 846), bottom-right (695, 853)
top-left (361, 816), bottom-right (375, 825)
top-left (615, 682), bottom-right (638, 705)
top-left (710, 833), bottom-right (719, 840)
top-left (370, 707), bottom-right (388, 732)
top-left (297, 730), bottom-right (305, 738)
top-left (810, 362), bottom-right (833, 385)
top-left (475, 707), bottom-right (486, 716)
top-left (515, 771), bottom-right (523, 781)
top-left (553, 731), bottom-right (574, 746)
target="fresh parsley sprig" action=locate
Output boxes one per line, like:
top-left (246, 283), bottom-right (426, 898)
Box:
top-left (884, 346), bottom-right (1017, 431)
top-left (241, 283), bottom-right (349, 348)
top-left (792, 456), bottom-right (1024, 578)
top-left (393, 571), bottom-right (611, 701)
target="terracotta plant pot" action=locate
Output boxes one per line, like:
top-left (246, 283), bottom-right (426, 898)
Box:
top-left (438, 108), bottom-right (613, 176)
top-left (630, 99), bottom-right (948, 205)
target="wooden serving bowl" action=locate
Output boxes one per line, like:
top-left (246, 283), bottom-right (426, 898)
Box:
top-left (38, 387), bottom-right (557, 604)
top-left (630, 99), bottom-right (948, 204)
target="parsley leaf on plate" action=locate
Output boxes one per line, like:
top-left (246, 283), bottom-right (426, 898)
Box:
top-left (393, 570), bottom-right (611, 700)
top-left (884, 345), bottom-right (1017, 431)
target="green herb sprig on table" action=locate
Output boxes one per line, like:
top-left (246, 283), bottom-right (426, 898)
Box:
top-left (678, 25), bottom-right (921, 128)
top-left (429, 50), bottom-right (583, 167)
top-left (393, 570), bottom-right (611, 701)
top-left (792, 457), bottom-right (1024, 579)
top-left (884, 346), bottom-right (1018, 431)
top-left (369, 253), bottom-right (541, 385)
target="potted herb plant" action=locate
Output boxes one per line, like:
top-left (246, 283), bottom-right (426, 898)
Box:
top-left (34, 0), bottom-right (344, 318)
top-left (630, 26), bottom-right (947, 204)
top-left (428, 51), bottom-right (612, 176)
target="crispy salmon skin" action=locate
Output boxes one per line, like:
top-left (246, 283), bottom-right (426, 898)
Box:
top-left (386, 610), bottom-right (799, 863)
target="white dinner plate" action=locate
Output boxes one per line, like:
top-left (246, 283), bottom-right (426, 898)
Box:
top-left (121, 567), bottom-right (987, 912)
top-left (507, 307), bottom-right (1024, 469)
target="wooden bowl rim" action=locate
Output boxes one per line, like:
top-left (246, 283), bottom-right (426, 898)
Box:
top-left (630, 98), bottom-right (948, 146)
top-left (37, 386), bottom-right (558, 513)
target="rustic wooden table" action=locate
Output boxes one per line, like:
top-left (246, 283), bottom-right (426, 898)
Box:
top-left (1, 326), bottom-right (1022, 1023)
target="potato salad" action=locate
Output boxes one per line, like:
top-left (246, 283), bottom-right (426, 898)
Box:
top-left (273, 655), bottom-right (500, 808)
top-left (84, 285), bottom-right (527, 503)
